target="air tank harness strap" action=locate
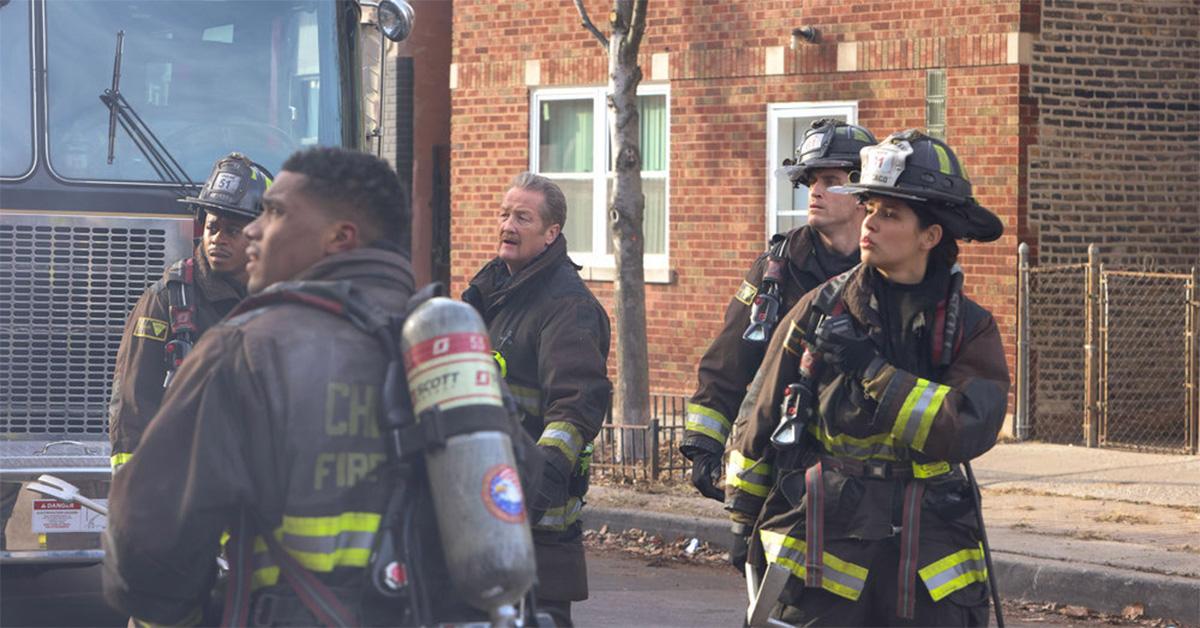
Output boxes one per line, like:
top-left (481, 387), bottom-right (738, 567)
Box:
top-left (222, 509), bottom-right (357, 628)
top-left (228, 282), bottom-right (512, 460)
top-left (743, 234), bottom-right (789, 344)
top-left (162, 258), bottom-right (197, 388)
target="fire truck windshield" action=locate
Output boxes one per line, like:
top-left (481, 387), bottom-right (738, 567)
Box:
top-left (0, 0), bottom-right (33, 178)
top-left (46, 0), bottom-right (347, 183)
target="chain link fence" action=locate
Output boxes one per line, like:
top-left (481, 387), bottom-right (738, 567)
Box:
top-left (1100, 271), bottom-right (1196, 453)
top-left (1019, 244), bottom-right (1199, 454)
top-left (1022, 263), bottom-right (1089, 444)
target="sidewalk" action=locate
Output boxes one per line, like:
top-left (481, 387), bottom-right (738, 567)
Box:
top-left (582, 443), bottom-right (1200, 623)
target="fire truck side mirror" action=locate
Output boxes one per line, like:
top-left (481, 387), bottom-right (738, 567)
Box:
top-left (375, 0), bottom-right (414, 42)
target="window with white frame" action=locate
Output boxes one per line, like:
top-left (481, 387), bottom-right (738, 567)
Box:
top-left (530, 85), bottom-right (668, 269)
top-left (765, 102), bottom-right (858, 240)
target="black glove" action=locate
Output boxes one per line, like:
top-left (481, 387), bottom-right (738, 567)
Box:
top-left (814, 314), bottom-right (880, 378)
top-left (729, 523), bottom-right (751, 571)
top-left (689, 451), bottom-right (725, 502)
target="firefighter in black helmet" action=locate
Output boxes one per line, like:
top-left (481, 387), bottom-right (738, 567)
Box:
top-left (108, 153), bottom-right (271, 472)
top-left (728, 130), bottom-right (1009, 625)
top-left (681, 120), bottom-right (876, 520)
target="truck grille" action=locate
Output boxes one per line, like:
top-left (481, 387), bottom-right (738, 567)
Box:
top-left (0, 214), bottom-right (192, 436)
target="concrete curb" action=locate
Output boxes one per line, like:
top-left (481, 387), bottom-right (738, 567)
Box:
top-left (584, 507), bottom-right (1200, 623)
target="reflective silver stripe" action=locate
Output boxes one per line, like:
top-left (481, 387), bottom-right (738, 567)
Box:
top-left (900, 384), bottom-right (937, 445)
top-left (685, 412), bottom-right (730, 442)
top-left (726, 451), bottom-right (772, 497)
top-left (759, 529), bottom-right (868, 601)
top-left (281, 530), bottom-right (375, 555)
top-left (684, 403), bottom-right (731, 443)
top-left (534, 496), bottom-right (583, 531)
top-left (919, 547), bottom-right (988, 600)
top-left (508, 384), bottom-right (541, 417)
top-left (539, 421), bottom-right (584, 465)
top-left (808, 424), bottom-right (899, 461)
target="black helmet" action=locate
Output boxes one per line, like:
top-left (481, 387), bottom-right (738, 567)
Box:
top-left (831, 130), bottom-right (1004, 242)
top-left (777, 119), bottom-right (877, 188)
top-left (180, 153), bottom-right (273, 222)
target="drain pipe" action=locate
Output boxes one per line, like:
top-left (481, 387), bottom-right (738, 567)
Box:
top-left (1015, 242), bottom-right (1031, 440)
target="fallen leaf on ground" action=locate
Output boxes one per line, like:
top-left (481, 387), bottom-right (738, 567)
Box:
top-left (1060, 605), bottom-right (1090, 618)
top-left (1122, 603), bottom-right (1145, 620)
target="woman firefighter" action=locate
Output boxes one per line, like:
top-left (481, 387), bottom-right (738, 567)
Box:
top-left (725, 130), bottom-right (1010, 626)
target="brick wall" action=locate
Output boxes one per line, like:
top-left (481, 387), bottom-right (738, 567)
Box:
top-left (1028, 0), bottom-right (1200, 269)
top-left (451, 1), bottom-right (1029, 395)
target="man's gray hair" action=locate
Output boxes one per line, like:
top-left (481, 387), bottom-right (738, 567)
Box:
top-left (509, 172), bottom-right (567, 229)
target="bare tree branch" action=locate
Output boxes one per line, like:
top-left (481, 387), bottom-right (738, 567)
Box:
top-left (573, 0), bottom-right (609, 49)
top-left (629, 0), bottom-right (648, 49)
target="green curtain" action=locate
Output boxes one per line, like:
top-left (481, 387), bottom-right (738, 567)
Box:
top-left (639, 95), bottom-right (666, 254)
top-left (540, 99), bottom-right (593, 173)
top-left (639, 95), bottom-right (666, 172)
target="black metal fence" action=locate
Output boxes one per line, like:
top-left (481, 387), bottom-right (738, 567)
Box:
top-left (590, 392), bottom-right (694, 483)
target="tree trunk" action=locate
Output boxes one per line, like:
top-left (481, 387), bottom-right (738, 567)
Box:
top-left (607, 1), bottom-right (650, 466)
top-left (573, 0), bottom-right (650, 460)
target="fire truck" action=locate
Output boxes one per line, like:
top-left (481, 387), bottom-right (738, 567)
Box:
top-left (0, 0), bottom-right (412, 568)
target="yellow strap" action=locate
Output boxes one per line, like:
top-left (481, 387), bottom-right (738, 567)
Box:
top-left (912, 460), bottom-right (951, 479)
top-left (492, 351), bottom-right (507, 378)
top-left (111, 452), bottom-right (133, 469)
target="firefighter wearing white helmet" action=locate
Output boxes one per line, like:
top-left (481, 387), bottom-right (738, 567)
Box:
top-left (728, 130), bottom-right (1010, 625)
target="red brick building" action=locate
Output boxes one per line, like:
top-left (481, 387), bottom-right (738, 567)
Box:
top-left (438, 1), bottom-right (1199, 401)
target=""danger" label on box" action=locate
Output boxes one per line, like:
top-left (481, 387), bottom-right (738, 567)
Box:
top-left (32, 499), bottom-right (108, 533)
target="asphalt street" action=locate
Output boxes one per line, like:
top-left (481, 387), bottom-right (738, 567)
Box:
top-left (0, 550), bottom-right (1146, 627)
top-left (575, 552), bottom-right (747, 627)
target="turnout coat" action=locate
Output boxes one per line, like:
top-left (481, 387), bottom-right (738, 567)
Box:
top-left (726, 264), bottom-right (1010, 611)
top-left (463, 235), bottom-right (612, 602)
top-left (683, 226), bottom-right (858, 457)
top-left (108, 248), bottom-right (245, 471)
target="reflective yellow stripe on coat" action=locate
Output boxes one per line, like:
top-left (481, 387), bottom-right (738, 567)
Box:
top-left (726, 451), bottom-right (772, 498)
top-left (539, 421), bottom-right (585, 467)
top-left (891, 378), bottom-right (951, 452)
top-left (760, 529), bottom-right (869, 601)
top-left (919, 544), bottom-right (988, 601)
top-left (111, 452), bottom-right (132, 470)
top-left (806, 423), bottom-right (900, 461)
top-left (249, 512), bottom-right (380, 590)
top-left (685, 403), bottom-right (732, 443)
top-left (508, 383), bottom-right (541, 418)
top-left (533, 496), bottom-right (584, 532)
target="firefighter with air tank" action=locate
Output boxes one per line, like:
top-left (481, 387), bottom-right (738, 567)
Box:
top-left (103, 147), bottom-right (545, 626)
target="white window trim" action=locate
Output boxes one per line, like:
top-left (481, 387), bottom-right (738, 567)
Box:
top-left (529, 84), bottom-right (671, 281)
top-left (765, 101), bottom-right (858, 241)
